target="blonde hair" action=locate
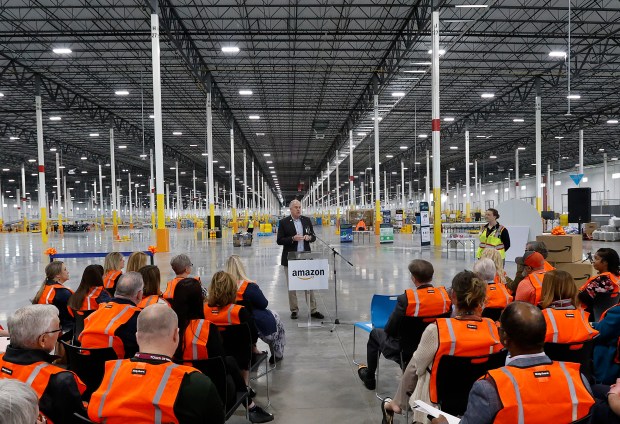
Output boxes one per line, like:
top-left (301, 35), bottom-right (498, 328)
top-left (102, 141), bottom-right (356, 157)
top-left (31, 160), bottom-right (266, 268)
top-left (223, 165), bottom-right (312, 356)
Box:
top-left (126, 252), bottom-right (148, 273)
top-left (225, 255), bottom-right (250, 282)
top-left (539, 270), bottom-right (578, 309)
top-left (104, 252), bottom-right (124, 273)
top-left (451, 270), bottom-right (487, 311)
top-left (32, 261), bottom-right (65, 304)
top-left (207, 271), bottom-right (237, 307)
top-left (480, 248), bottom-right (506, 284)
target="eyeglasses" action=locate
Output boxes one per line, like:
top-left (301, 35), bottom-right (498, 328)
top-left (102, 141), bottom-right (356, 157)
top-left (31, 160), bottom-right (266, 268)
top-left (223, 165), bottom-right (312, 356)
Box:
top-left (39, 328), bottom-right (62, 338)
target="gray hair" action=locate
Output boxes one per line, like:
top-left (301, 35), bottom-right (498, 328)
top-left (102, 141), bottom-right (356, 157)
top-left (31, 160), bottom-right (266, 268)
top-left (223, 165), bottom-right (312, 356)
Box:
top-left (7, 305), bottom-right (59, 349)
top-left (170, 254), bottom-right (192, 275)
top-left (289, 199), bottom-right (301, 207)
top-left (473, 258), bottom-right (497, 282)
top-left (526, 240), bottom-right (548, 259)
top-left (115, 271), bottom-right (144, 298)
top-left (137, 304), bottom-right (178, 342)
top-left (0, 380), bottom-right (39, 424)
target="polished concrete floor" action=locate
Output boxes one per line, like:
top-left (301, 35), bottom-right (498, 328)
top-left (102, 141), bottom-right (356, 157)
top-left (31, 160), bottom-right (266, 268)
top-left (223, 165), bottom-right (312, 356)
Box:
top-left (0, 226), bottom-right (614, 423)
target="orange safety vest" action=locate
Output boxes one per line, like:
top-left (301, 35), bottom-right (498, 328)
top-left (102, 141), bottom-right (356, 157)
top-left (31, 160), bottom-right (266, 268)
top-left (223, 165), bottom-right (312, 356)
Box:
top-left (404, 287), bottom-right (452, 317)
top-left (162, 276), bottom-right (201, 300)
top-left (236, 280), bottom-right (252, 302)
top-left (579, 271), bottom-right (620, 294)
top-left (103, 270), bottom-right (122, 290)
top-left (488, 361), bottom-right (594, 423)
top-left (203, 303), bottom-right (243, 329)
top-left (137, 295), bottom-right (169, 309)
top-left (37, 283), bottom-right (70, 305)
top-left (81, 286), bottom-right (107, 311)
top-left (79, 302), bottom-right (140, 358)
top-left (523, 270), bottom-right (546, 305)
top-left (0, 354), bottom-right (86, 400)
top-left (542, 308), bottom-right (598, 344)
top-left (182, 319), bottom-right (212, 362)
top-left (88, 359), bottom-right (197, 424)
top-left (485, 283), bottom-right (513, 309)
top-left (429, 317), bottom-right (503, 403)
top-left (543, 261), bottom-right (556, 272)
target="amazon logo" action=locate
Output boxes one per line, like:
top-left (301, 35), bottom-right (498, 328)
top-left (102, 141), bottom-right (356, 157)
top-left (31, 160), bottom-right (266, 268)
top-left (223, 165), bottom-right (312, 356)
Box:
top-left (548, 246), bottom-right (572, 253)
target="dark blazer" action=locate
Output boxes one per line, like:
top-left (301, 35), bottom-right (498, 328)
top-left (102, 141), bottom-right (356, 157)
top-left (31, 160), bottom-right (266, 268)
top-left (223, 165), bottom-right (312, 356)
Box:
top-left (276, 215), bottom-right (316, 266)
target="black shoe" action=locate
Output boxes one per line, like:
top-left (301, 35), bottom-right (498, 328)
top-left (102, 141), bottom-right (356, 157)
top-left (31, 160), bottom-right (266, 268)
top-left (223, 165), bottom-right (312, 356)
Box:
top-left (268, 355), bottom-right (283, 365)
top-left (249, 405), bottom-right (274, 423)
top-left (357, 366), bottom-right (376, 390)
top-left (311, 311), bottom-right (324, 319)
top-left (290, 311), bottom-right (298, 319)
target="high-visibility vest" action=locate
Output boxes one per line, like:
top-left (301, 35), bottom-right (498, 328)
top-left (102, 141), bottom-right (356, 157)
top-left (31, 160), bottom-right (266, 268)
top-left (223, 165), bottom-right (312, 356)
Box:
top-left (429, 317), bottom-right (503, 403)
top-left (137, 295), bottom-right (169, 309)
top-left (88, 359), bottom-right (197, 424)
top-left (0, 354), bottom-right (86, 400)
top-left (37, 282), bottom-right (70, 305)
top-left (236, 280), bottom-right (252, 303)
top-left (81, 286), bottom-right (108, 311)
top-left (485, 283), bottom-right (513, 309)
top-left (103, 270), bottom-right (122, 290)
top-left (522, 270), bottom-right (546, 306)
top-left (477, 225), bottom-right (506, 259)
top-left (203, 303), bottom-right (243, 329)
top-left (543, 261), bottom-right (555, 272)
top-left (542, 308), bottom-right (598, 344)
top-left (579, 271), bottom-right (620, 294)
top-left (182, 319), bottom-right (213, 362)
top-left (487, 361), bottom-right (594, 423)
top-left (162, 276), bottom-right (201, 300)
top-left (404, 287), bottom-right (452, 317)
top-left (79, 302), bottom-right (140, 358)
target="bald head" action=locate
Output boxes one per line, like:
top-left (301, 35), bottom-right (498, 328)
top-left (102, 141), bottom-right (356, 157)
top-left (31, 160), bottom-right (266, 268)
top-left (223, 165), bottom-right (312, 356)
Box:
top-left (137, 304), bottom-right (178, 344)
top-left (500, 302), bottom-right (546, 351)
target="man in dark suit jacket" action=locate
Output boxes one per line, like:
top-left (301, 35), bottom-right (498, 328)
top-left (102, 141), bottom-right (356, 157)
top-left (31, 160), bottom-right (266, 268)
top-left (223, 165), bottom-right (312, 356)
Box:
top-left (277, 199), bottom-right (324, 320)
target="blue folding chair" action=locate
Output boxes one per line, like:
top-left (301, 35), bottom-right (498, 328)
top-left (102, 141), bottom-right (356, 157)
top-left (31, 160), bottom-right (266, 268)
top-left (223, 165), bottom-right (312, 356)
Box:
top-left (352, 294), bottom-right (398, 365)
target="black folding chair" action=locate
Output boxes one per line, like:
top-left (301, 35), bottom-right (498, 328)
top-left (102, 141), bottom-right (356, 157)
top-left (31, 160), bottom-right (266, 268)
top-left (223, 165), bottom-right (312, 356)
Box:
top-left (544, 339), bottom-right (595, 383)
top-left (593, 292), bottom-right (620, 322)
top-left (435, 350), bottom-right (507, 416)
top-left (60, 340), bottom-right (117, 401)
top-left (71, 308), bottom-right (96, 345)
top-left (481, 307), bottom-right (504, 322)
top-left (73, 413), bottom-right (95, 423)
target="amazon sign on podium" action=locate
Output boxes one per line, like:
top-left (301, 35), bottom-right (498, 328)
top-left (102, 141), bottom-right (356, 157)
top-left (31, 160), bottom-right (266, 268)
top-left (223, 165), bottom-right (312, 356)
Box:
top-left (288, 251), bottom-right (329, 328)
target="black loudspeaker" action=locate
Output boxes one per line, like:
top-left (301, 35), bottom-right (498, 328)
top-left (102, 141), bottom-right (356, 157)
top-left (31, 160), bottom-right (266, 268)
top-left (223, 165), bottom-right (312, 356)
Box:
top-left (568, 188), bottom-right (591, 223)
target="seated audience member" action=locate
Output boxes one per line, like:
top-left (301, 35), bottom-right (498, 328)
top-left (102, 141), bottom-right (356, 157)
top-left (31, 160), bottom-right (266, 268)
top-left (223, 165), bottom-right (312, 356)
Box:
top-left (473, 257), bottom-right (513, 311)
top-left (137, 265), bottom-right (169, 309)
top-left (32, 261), bottom-right (74, 333)
top-left (102, 252), bottom-right (125, 297)
top-left (226, 254), bottom-right (287, 364)
top-left (540, 270), bottom-right (598, 343)
top-left (0, 379), bottom-right (40, 424)
top-left (356, 219), bottom-right (367, 231)
top-left (0, 305), bottom-right (86, 423)
top-left (67, 264), bottom-right (111, 312)
top-left (163, 254), bottom-right (201, 300)
top-left (79, 272), bottom-right (143, 358)
top-left (593, 301), bottom-right (620, 384)
top-left (381, 271), bottom-right (502, 423)
top-left (87, 304), bottom-right (225, 424)
top-left (358, 259), bottom-right (451, 390)
top-left (578, 247), bottom-right (620, 312)
top-left (514, 251), bottom-right (548, 305)
top-left (590, 378), bottom-right (620, 423)
top-left (480, 247), bottom-right (512, 289)
top-left (432, 302), bottom-right (594, 424)
top-left (509, 241), bottom-right (554, 293)
top-left (126, 251), bottom-right (149, 273)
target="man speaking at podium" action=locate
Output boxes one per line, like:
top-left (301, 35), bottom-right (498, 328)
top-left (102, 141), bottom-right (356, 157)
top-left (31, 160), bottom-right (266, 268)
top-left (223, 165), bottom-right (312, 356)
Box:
top-left (277, 199), bottom-right (324, 320)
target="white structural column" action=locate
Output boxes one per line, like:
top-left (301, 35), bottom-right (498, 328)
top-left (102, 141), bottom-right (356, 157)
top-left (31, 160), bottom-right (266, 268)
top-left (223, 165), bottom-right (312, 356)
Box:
top-left (149, 149), bottom-right (155, 229)
top-left (446, 169), bottom-right (449, 207)
top-left (230, 126), bottom-right (237, 232)
top-left (383, 170), bottom-right (387, 206)
top-left (431, 10), bottom-right (442, 246)
top-left (243, 149), bottom-right (247, 220)
top-left (206, 88), bottom-right (215, 235)
top-left (335, 150), bottom-right (340, 230)
top-left (546, 165), bottom-right (551, 210)
top-left (150, 0), bottom-right (168, 250)
top-left (110, 128), bottom-right (118, 237)
top-left (535, 86), bottom-right (542, 212)
top-left (175, 161), bottom-right (180, 219)
top-left (251, 160), bottom-right (255, 212)
top-left (475, 160), bottom-right (479, 207)
top-left (56, 153), bottom-right (64, 234)
top-left (401, 161), bottom-right (405, 208)
top-left (326, 162), bottom-right (330, 210)
top-left (604, 153), bottom-right (608, 204)
top-left (166, 183), bottom-right (170, 212)
top-left (128, 173), bottom-right (133, 228)
top-left (426, 150), bottom-right (430, 202)
top-left (21, 164), bottom-right (27, 230)
top-left (35, 86), bottom-right (47, 243)
top-left (0, 179), bottom-right (3, 226)
top-left (373, 80), bottom-right (381, 235)
top-left (349, 129), bottom-right (354, 209)
top-left (192, 169), bottom-right (197, 217)
top-left (579, 129), bottom-right (584, 186)
top-left (465, 130), bottom-right (470, 218)
top-left (515, 149), bottom-right (520, 199)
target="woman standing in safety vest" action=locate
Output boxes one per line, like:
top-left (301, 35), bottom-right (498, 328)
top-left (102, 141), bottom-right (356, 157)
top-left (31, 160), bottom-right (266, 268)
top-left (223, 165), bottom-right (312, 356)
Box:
top-left (477, 208), bottom-right (510, 261)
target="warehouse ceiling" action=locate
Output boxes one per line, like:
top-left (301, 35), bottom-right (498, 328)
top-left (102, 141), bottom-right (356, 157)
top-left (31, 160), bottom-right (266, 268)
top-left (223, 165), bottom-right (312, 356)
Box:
top-left (0, 0), bottom-right (619, 207)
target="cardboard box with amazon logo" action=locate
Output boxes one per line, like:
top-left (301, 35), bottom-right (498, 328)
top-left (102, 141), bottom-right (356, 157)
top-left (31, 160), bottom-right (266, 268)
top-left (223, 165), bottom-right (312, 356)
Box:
top-left (552, 262), bottom-right (596, 287)
top-left (536, 234), bottom-right (582, 263)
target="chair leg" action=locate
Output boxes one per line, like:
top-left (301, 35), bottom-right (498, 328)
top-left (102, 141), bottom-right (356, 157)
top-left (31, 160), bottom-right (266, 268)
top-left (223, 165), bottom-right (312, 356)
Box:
top-left (352, 326), bottom-right (360, 365)
top-left (375, 351), bottom-right (382, 400)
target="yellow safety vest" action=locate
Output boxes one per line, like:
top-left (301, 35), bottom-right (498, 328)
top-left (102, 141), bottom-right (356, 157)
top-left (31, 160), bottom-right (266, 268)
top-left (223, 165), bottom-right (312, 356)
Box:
top-left (477, 224), bottom-right (506, 259)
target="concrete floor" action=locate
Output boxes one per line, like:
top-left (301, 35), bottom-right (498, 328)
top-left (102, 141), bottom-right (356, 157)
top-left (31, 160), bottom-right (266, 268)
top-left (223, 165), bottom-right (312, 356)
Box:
top-left (0, 226), bottom-right (614, 423)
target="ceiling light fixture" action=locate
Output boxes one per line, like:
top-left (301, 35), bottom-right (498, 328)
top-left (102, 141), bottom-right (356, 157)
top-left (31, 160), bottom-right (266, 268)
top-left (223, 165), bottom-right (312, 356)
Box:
top-left (89, 133), bottom-right (99, 137)
top-left (263, 153), bottom-right (271, 157)
top-left (455, 4), bottom-right (489, 7)
top-left (481, 93), bottom-right (495, 98)
top-left (256, 133), bottom-right (265, 136)
top-left (173, 131), bottom-right (182, 135)
top-left (549, 51), bottom-right (567, 58)
top-left (49, 116), bottom-right (61, 121)
top-left (52, 47), bottom-right (72, 54)
top-left (221, 46), bottom-right (240, 53)
top-left (513, 118), bottom-right (524, 122)
top-left (118, 145), bottom-right (127, 149)
top-left (418, 134), bottom-right (428, 138)
top-left (427, 49), bottom-right (446, 55)
top-left (399, 146), bottom-right (407, 150)
top-left (567, 94), bottom-right (581, 100)
top-left (443, 117), bottom-right (455, 122)
top-left (607, 119), bottom-right (618, 124)
top-left (489, 155), bottom-right (497, 159)
top-left (239, 90), bottom-right (253, 95)
top-left (450, 146), bottom-right (458, 150)
top-left (392, 92), bottom-right (406, 97)
top-left (9, 136), bottom-right (19, 140)
top-left (248, 115), bottom-right (260, 120)
top-left (115, 90), bottom-right (129, 96)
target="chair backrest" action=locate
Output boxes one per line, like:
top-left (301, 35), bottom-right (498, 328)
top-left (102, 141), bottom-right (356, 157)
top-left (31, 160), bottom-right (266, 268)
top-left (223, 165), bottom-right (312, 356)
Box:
top-left (398, 312), bottom-right (452, 366)
top-left (544, 339), bottom-right (594, 382)
top-left (570, 415), bottom-right (591, 424)
top-left (436, 350), bottom-right (508, 416)
top-left (593, 292), bottom-right (620, 322)
top-left (192, 357), bottom-right (230, 408)
top-left (73, 413), bottom-right (96, 423)
top-left (218, 323), bottom-right (252, 371)
top-left (481, 307), bottom-right (504, 322)
top-left (61, 340), bottom-right (117, 401)
top-left (370, 295), bottom-right (398, 329)
top-left (72, 308), bottom-right (96, 344)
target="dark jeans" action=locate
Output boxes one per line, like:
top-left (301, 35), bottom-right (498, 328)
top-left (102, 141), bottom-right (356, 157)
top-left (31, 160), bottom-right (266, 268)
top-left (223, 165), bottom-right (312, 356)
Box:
top-left (366, 328), bottom-right (401, 375)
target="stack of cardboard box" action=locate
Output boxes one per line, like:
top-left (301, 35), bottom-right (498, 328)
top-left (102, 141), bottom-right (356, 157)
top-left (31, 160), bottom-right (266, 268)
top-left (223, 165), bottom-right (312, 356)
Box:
top-left (536, 234), bottom-right (595, 287)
